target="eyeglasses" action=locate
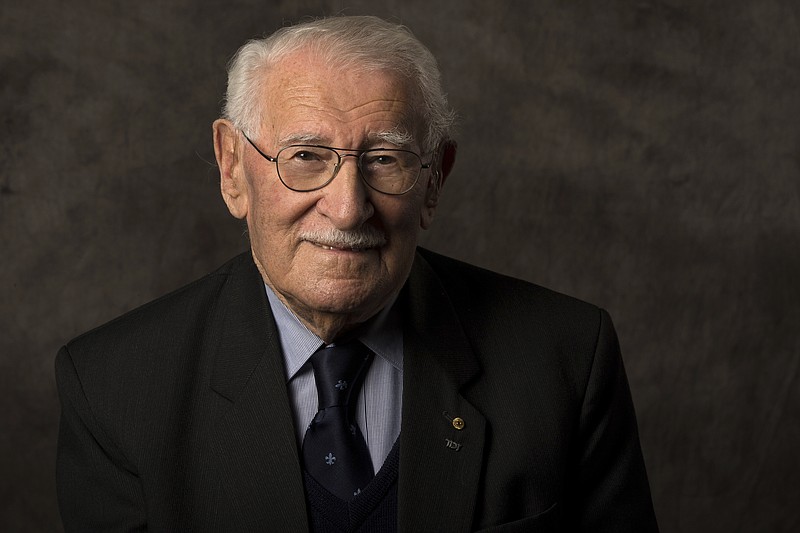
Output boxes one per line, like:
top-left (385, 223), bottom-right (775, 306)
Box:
top-left (242, 133), bottom-right (431, 195)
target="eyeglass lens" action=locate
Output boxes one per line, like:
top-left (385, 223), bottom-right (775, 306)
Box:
top-left (277, 145), bottom-right (422, 194)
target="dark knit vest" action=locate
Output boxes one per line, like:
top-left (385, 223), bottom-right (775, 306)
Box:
top-left (304, 440), bottom-right (399, 533)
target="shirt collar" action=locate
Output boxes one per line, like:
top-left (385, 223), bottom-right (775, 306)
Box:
top-left (264, 284), bottom-right (403, 383)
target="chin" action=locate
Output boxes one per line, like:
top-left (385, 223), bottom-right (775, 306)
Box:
top-left (308, 278), bottom-right (385, 312)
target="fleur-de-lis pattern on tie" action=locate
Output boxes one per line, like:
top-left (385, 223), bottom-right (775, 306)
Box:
top-left (302, 341), bottom-right (374, 501)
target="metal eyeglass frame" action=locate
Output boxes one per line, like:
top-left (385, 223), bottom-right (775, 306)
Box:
top-left (241, 133), bottom-right (431, 195)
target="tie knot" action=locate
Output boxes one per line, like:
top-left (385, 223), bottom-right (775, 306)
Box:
top-left (311, 341), bottom-right (373, 409)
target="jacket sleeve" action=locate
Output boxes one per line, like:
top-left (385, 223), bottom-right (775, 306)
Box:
top-left (55, 345), bottom-right (147, 532)
top-left (570, 309), bottom-right (659, 532)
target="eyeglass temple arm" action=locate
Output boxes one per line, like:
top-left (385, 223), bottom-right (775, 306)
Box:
top-left (242, 133), bottom-right (278, 163)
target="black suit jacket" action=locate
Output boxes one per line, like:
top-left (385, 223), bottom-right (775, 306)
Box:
top-left (56, 249), bottom-right (658, 532)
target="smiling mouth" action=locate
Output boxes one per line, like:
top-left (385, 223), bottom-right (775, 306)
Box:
top-left (310, 241), bottom-right (375, 252)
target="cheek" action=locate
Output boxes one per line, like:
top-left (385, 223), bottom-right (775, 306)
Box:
top-left (248, 173), bottom-right (301, 226)
top-left (395, 190), bottom-right (427, 228)
top-left (246, 182), bottom-right (298, 250)
top-left (379, 196), bottom-right (426, 246)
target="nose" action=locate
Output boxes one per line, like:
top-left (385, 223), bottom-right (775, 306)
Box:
top-left (316, 155), bottom-right (374, 230)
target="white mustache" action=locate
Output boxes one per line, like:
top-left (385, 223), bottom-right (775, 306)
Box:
top-left (300, 227), bottom-right (387, 250)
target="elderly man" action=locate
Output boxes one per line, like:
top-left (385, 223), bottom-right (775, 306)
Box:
top-left (56, 15), bottom-right (658, 532)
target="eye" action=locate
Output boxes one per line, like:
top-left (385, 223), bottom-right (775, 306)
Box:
top-left (280, 146), bottom-right (337, 165)
top-left (374, 154), bottom-right (398, 165)
top-left (290, 149), bottom-right (323, 162)
top-left (363, 152), bottom-right (400, 167)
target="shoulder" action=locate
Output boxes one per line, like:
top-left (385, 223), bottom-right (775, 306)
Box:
top-left (55, 252), bottom-right (262, 466)
top-left (415, 247), bottom-right (602, 330)
top-left (59, 252), bottom-right (258, 383)
top-left (412, 248), bottom-right (610, 395)
top-left (55, 252), bottom-right (261, 443)
top-left (67, 253), bottom-right (251, 349)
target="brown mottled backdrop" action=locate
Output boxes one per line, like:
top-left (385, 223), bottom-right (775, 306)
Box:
top-left (1, 0), bottom-right (798, 531)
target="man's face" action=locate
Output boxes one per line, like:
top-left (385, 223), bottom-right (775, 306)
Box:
top-left (214, 51), bottom-right (446, 340)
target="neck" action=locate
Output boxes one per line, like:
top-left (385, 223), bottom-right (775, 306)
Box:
top-left (264, 282), bottom-right (388, 344)
top-left (292, 310), bottom-right (363, 344)
top-left (252, 253), bottom-right (398, 343)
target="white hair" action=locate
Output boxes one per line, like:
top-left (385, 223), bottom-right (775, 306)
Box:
top-left (221, 16), bottom-right (456, 153)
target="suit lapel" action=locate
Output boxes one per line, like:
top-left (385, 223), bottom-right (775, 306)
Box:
top-left (207, 255), bottom-right (309, 532)
top-left (398, 252), bottom-right (486, 533)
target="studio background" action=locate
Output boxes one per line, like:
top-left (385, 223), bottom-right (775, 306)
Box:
top-left (1, 0), bottom-right (798, 531)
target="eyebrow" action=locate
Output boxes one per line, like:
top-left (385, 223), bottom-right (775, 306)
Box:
top-left (277, 129), bottom-right (417, 150)
top-left (371, 129), bottom-right (415, 149)
top-left (278, 132), bottom-right (326, 146)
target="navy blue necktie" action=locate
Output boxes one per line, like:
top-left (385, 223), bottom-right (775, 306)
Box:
top-left (302, 341), bottom-right (375, 500)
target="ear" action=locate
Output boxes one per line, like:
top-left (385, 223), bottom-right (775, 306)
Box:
top-left (420, 140), bottom-right (457, 229)
top-left (213, 118), bottom-right (249, 220)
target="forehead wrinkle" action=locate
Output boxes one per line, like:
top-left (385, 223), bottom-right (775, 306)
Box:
top-left (278, 82), bottom-right (410, 116)
top-left (335, 95), bottom-right (409, 114)
top-left (264, 68), bottom-right (421, 149)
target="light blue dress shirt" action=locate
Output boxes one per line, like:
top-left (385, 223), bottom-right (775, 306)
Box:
top-left (264, 284), bottom-right (403, 473)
